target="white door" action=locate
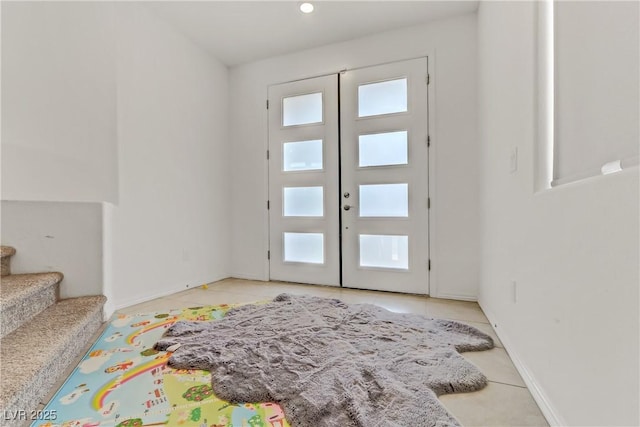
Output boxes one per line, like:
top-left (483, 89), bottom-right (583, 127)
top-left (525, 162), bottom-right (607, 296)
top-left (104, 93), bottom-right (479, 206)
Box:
top-left (340, 58), bottom-right (430, 294)
top-left (268, 58), bottom-right (429, 294)
top-left (267, 74), bottom-right (340, 286)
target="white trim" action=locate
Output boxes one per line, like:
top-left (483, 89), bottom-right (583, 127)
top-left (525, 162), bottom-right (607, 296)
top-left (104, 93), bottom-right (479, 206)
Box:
top-left (109, 274), bottom-right (230, 313)
top-left (479, 303), bottom-right (567, 427)
top-left (426, 51), bottom-right (438, 298)
top-left (263, 86), bottom-right (272, 284)
top-left (231, 271), bottom-right (268, 282)
top-left (550, 155), bottom-right (639, 187)
top-left (433, 293), bottom-right (477, 302)
top-left (102, 202), bottom-right (114, 320)
top-left (535, 0), bottom-right (554, 192)
top-left (534, 159), bottom-right (640, 196)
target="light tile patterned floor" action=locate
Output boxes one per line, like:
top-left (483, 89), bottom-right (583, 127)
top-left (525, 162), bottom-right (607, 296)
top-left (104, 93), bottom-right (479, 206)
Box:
top-left (50, 278), bottom-right (549, 426)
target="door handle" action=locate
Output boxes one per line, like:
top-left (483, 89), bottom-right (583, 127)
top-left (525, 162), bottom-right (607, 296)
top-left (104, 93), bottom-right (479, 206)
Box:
top-left (343, 205), bottom-right (354, 211)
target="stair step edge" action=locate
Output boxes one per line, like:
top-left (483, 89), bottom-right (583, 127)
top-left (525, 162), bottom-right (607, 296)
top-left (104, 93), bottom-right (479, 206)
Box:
top-left (0, 272), bottom-right (64, 311)
top-left (0, 295), bottom-right (107, 409)
top-left (1, 246), bottom-right (16, 276)
top-left (1, 246), bottom-right (16, 258)
top-left (0, 285), bottom-right (57, 340)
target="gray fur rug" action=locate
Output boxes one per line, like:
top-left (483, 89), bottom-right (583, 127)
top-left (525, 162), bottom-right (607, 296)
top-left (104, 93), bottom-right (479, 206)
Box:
top-left (155, 293), bottom-right (493, 427)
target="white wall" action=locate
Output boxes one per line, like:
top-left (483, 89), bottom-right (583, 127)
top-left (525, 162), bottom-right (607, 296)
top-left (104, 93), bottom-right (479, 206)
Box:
top-left (1, 2), bottom-right (118, 203)
top-left (1, 201), bottom-right (103, 299)
top-left (1, 3), bottom-right (231, 314)
top-left (1, 2), bottom-right (115, 303)
top-left (106, 4), bottom-right (231, 311)
top-left (477, 2), bottom-right (639, 426)
top-left (554, 1), bottom-right (639, 181)
top-left (229, 13), bottom-right (480, 299)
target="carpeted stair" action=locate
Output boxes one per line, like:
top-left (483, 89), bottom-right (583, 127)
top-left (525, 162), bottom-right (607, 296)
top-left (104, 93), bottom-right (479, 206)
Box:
top-left (0, 245), bottom-right (106, 427)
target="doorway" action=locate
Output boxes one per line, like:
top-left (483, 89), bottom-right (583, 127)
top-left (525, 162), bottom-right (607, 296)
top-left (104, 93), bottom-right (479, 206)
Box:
top-left (268, 58), bottom-right (429, 294)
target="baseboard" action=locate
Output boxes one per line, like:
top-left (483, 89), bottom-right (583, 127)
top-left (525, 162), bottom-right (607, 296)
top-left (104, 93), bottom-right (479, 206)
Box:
top-left (103, 299), bottom-right (115, 321)
top-left (110, 274), bottom-right (230, 314)
top-left (478, 303), bottom-right (566, 427)
top-left (111, 287), bottom-right (185, 312)
top-left (432, 292), bottom-right (477, 302)
top-left (230, 272), bottom-right (268, 281)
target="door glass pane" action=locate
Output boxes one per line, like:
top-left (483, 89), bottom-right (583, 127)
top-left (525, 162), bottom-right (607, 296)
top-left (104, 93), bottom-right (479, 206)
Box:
top-left (358, 78), bottom-right (407, 117)
top-left (284, 232), bottom-right (324, 264)
top-left (359, 131), bottom-right (408, 167)
top-left (359, 184), bottom-right (408, 217)
top-left (359, 234), bottom-right (408, 269)
top-left (283, 186), bottom-right (323, 217)
top-left (282, 92), bottom-right (323, 126)
top-left (283, 139), bottom-right (323, 171)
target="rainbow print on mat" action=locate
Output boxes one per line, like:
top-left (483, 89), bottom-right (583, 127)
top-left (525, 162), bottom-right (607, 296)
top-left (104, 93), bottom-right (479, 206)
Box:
top-left (33, 304), bottom-right (289, 427)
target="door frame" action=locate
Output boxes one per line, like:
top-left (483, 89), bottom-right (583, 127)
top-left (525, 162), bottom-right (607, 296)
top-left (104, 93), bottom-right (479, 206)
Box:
top-left (265, 56), bottom-right (438, 296)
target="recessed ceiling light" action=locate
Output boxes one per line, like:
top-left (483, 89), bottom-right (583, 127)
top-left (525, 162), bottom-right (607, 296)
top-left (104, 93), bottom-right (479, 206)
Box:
top-left (300, 2), bottom-right (314, 13)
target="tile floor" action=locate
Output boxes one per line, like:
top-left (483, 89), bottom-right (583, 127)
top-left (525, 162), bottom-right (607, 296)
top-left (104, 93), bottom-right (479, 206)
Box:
top-left (116, 278), bottom-right (549, 426)
top-left (43, 278), bottom-right (548, 427)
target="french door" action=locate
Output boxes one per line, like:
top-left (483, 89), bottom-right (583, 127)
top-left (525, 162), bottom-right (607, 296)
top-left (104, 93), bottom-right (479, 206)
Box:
top-left (268, 58), bottom-right (429, 294)
top-left (267, 74), bottom-right (340, 286)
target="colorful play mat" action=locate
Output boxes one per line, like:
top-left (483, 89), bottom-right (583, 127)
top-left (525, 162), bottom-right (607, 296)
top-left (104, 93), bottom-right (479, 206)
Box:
top-left (33, 303), bottom-right (289, 427)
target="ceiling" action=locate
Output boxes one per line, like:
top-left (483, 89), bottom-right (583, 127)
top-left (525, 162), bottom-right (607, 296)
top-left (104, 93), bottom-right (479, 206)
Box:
top-left (145, 1), bottom-right (478, 67)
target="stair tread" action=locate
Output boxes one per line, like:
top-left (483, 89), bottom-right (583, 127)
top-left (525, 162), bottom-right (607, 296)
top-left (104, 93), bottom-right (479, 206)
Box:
top-left (0, 295), bottom-right (106, 406)
top-left (0, 272), bottom-right (63, 310)
top-left (1, 246), bottom-right (16, 258)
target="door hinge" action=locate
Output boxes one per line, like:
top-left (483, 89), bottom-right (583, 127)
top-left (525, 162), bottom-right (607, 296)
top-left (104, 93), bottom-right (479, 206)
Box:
top-left (427, 135), bottom-right (431, 147)
top-left (426, 74), bottom-right (431, 85)
top-left (428, 259), bottom-right (431, 271)
top-left (427, 197), bottom-right (431, 209)
top-left (268, 250), bottom-right (271, 260)
top-left (267, 200), bottom-right (270, 210)
top-left (267, 150), bottom-right (270, 160)
top-left (266, 99), bottom-right (269, 109)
